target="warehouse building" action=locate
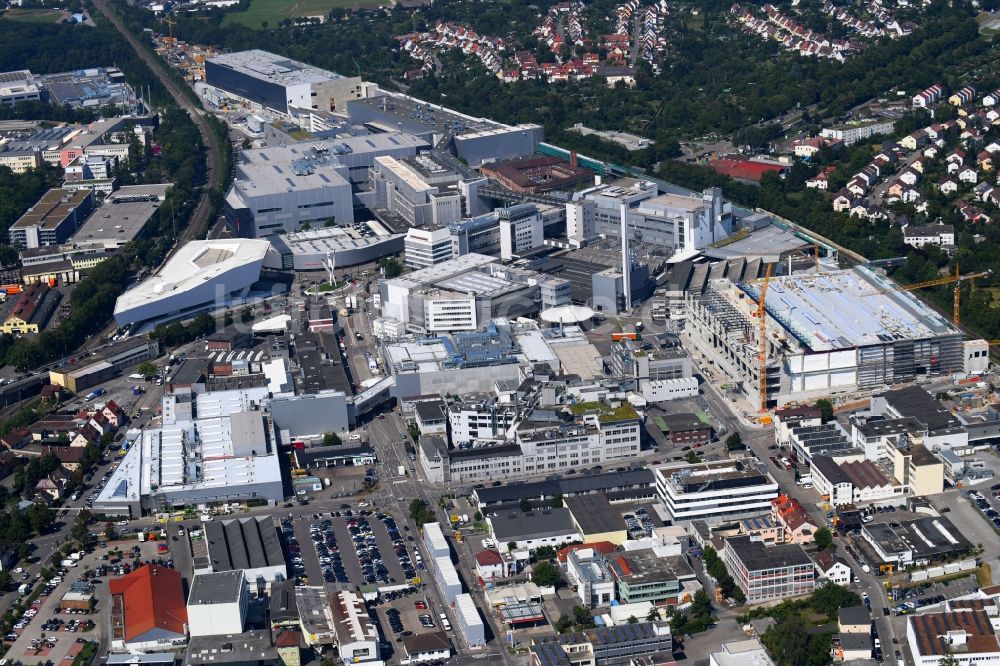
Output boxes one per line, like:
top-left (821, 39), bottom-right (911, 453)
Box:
top-left (71, 195), bottom-right (161, 250)
top-left (684, 267), bottom-right (965, 408)
top-left (109, 564), bottom-right (188, 653)
top-left (224, 134), bottom-right (426, 237)
top-left (92, 388), bottom-right (284, 516)
top-left (197, 516), bottom-right (287, 584)
top-left (113, 239), bottom-right (270, 328)
top-left (204, 50), bottom-right (377, 116)
top-left (330, 590), bottom-right (380, 664)
top-left (565, 494), bottom-right (629, 545)
top-left (487, 508), bottom-right (582, 552)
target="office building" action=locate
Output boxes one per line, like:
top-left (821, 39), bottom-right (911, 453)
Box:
top-left (369, 154), bottom-right (464, 228)
top-left (71, 194), bottom-right (160, 250)
top-left (530, 622), bottom-right (673, 666)
top-left (654, 460), bottom-right (778, 523)
top-left (723, 537), bottom-right (815, 603)
top-left (566, 547), bottom-right (616, 608)
top-left (10, 188), bottom-right (95, 249)
top-left (186, 570), bottom-right (249, 637)
top-left (224, 133), bottom-right (426, 237)
top-left (684, 267), bottom-right (964, 408)
top-left (92, 388), bottom-right (284, 516)
top-left (0, 70), bottom-right (42, 106)
top-left (447, 203), bottom-right (545, 261)
top-left (606, 548), bottom-right (695, 605)
top-left (565, 494), bottom-right (629, 545)
top-left (204, 50), bottom-right (376, 116)
top-left (379, 254), bottom-right (541, 334)
top-left (113, 239), bottom-right (270, 328)
top-left (404, 226), bottom-right (454, 268)
top-left (567, 180), bottom-right (733, 253)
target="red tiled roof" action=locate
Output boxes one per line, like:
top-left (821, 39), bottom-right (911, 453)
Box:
top-left (108, 564), bottom-right (187, 642)
top-left (556, 541), bottom-right (616, 563)
top-left (475, 550), bottom-right (503, 566)
top-left (274, 628), bottom-right (301, 648)
top-left (909, 611), bottom-right (998, 657)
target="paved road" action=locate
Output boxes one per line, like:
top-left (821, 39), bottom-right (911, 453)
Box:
top-left (91, 0), bottom-right (223, 248)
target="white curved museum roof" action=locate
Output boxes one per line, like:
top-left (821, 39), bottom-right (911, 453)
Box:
top-left (114, 239), bottom-right (270, 316)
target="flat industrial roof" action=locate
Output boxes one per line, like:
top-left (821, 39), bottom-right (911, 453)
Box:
top-left (73, 199), bottom-right (156, 245)
top-left (188, 570), bottom-right (245, 605)
top-left (276, 220), bottom-right (400, 255)
top-left (208, 49), bottom-right (348, 85)
top-left (114, 239), bottom-right (269, 316)
top-left (564, 494), bottom-right (627, 535)
top-left (740, 267), bottom-right (959, 352)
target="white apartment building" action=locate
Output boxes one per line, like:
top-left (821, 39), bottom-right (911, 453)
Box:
top-left (515, 405), bottom-right (642, 476)
top-left (820, 119), bottom-right (896, 146)
top-left (654, 460), bottom-right (778, 522)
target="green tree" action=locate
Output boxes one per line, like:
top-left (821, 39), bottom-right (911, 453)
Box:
top-left (939, 655), bottom-right (960, 666)
top-left (646, 607), bottom-right (661, 621)
top-left (725, 432), bottom-right (744, 450)
top-left (379, 257), bottom-right (403, 279)
top-left (519, 498), bottom-right (533, 513)
top-left (0, 570), bottom-right (11, 590)
top-left (507, 541), bottom-right (517, 552)
top-left (26, 503), bottom-right (53, 536)
top-left (685, 451), bottom-right (699, 464)
top-left (549, 493), bottom-right (564, 508)
top-left (626, 615), bottom-right (638, 624)
top-left (531, 560), bottom-right (561, 587)
top-left (571, 605), bottom-right (594, 628)
top-left (813, 526), bottom-right (833, 551)
top-left (816, 398), bottom-right (834, 423)
top-left (322, 432), bottom-right (341, 446)
top-left (241, 138), bottom-right (251, 149)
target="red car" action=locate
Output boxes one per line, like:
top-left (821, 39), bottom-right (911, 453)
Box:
top-left (414, 601), bottom-right (427, 610)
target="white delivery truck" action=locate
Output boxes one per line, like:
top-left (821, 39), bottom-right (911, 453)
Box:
top-left (398, 465), bottom-right (405, 477)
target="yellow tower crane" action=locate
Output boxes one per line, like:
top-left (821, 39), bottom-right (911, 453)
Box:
top-left (862, 265), bottom-right (991, 326)
top-left (756, 263), bottom-right (774, 413)
top-left (162, 16), bottom-right (177, 42)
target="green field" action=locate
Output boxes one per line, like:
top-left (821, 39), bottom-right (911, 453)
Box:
top-left (222, 0), bottom-right (390, 28)
top-left (1, 8), bottom-right (66, 23)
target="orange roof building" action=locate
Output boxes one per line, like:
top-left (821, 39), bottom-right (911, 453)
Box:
top-left (109, 564), bottom-right (188, 650)
top-left (556, 542), bottom-right (616, 564)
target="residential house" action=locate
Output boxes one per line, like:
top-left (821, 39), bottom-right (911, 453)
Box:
top-left (815, 552), bottom-right (852, 586)
top-left (770, 494), bottom-right (818, 544)
top-left (903, 224), bottom-right (955, 248)
top-left (899, 169), bottom-right (920, 186)
top-left (71, 423), bottom-right (100, 448)
top-left (35, 470), bottom-right (67, 500)
top-left (979, 150), bottom-right (994, 171)
top-left (88, 411), bottom-right (112, 437)
top-left (475, 550), bottom-right (506, 581)
top-left (937, 177), bottom-right (958, 195)
top-left (102, 400), bottom-right (125, 428)
top-left (959, 166), bottom-right (979, 184)
top-left (832, 189), bottom-right (853, 212)
top-left (845, 178), bottom-right (867, 197)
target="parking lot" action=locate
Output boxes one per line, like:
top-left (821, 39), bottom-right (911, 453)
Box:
top-left (2, 537), bottom-right (170, 665)
top-left (293, 510), bottom-right (420, 588)
top-left (966, 485), bottom-right (1000, 532)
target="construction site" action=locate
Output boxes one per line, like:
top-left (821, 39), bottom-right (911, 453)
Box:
top-left (682, 266), bottom-right (967, 409)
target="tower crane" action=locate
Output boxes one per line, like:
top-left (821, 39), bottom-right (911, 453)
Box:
top-left (756, 263), bottom-right (773, 413)
top-left (862, 265), bottom-right (991, 326)
top-left (161, 16), bottom-right (176, 42)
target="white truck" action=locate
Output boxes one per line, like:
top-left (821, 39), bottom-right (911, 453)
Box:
top-left (397, 465), bottom-right (406, 477)
top-left (18, 583), bottom-right (28, 596)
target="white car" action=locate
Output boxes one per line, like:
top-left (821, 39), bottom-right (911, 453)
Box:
top-left (117, 520), bottom-right (128, 526)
